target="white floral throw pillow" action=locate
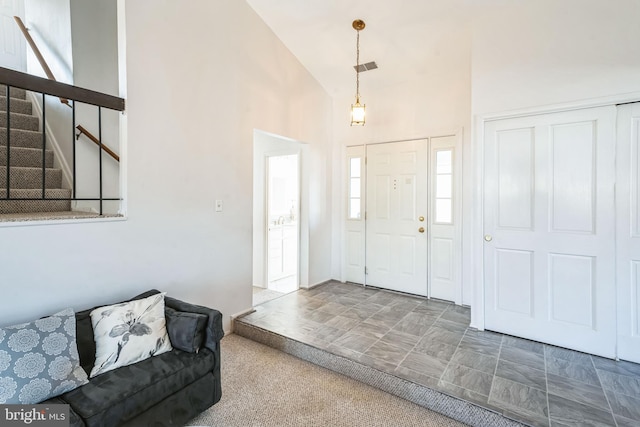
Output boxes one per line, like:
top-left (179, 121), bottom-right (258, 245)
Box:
top-left (0, 308), bottom-right (89, 404)
top-left (90, 293), bottom-right (172, 378)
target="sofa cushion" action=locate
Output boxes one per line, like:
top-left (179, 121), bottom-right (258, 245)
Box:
top-left (76, 290), bottom-right (160, 376)
top-left (165, 307), bottom-right (207, 353)
top-left (0, 308), bottom-right (88, 404)
top-left (61, 348), bottom-right (215, 427)
top-left (90, 293), bottom-right (173, 378)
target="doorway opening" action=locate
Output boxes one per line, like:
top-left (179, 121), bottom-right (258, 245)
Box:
top-left (266, 154), bottom-right (299, 293)
top-left (252, 130), bottom-right (308, 307)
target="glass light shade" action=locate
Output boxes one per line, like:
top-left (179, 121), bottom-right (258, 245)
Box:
top-left (350, 102), bottom-right (366, 126)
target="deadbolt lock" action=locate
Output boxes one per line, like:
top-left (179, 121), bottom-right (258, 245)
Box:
top-left (418, 216), bottom-right (425, 222)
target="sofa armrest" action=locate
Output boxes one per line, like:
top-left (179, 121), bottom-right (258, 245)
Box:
top-left (164, 296), bottom-right (224, 353)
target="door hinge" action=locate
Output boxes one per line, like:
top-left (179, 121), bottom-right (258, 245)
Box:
top-left (364, 211), bottom-right (367, 220)
top-left (365, 266), bottom-right (369, 275)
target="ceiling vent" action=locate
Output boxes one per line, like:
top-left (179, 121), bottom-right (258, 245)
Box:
top-left (353, 61), bottom-right (378, 73)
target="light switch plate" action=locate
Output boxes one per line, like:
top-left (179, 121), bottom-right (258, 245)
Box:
top-left (215, 200), bottom-right (223, 212)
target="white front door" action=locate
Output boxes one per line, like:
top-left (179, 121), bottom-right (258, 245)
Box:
top-left (616, 102), bottom-right (640, 363)
top-left (483, 106), bottom-right (617, 358)
top-left (366, 140), bottom-right (428, 295)
top-left (0, 0), bottom-right (25, 71)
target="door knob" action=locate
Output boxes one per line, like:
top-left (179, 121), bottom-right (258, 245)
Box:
top-left (418, 227), bottom-right (425, 233)
top-left (484, 234), bottom-right (492, 242)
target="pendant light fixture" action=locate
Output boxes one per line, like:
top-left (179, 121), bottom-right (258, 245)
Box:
top-left (350, 19), bottom-right (366, 126)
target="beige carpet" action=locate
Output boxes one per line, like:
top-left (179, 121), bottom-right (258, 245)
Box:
top-left (186, 334), bottom-right (466, 427)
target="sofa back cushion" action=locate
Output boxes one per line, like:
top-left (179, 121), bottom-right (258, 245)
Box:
top-left (165, 307), bottom-right (207, 353)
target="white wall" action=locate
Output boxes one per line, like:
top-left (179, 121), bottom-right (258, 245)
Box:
top-left (0, 0), bottom-right (332, 332)
top-left (471, 0), bottom-right (640, 115)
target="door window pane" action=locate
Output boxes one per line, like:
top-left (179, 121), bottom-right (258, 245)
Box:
top-left (436, 150), bottom-right (452, 174)
top-left (350, 158), bottom-right (361, 178)
top-left (434, 149), bottom-right (453, 224)
top-left (436, 199), bottom-right (452, 223)
top-left (436, 174), bottom-right (452, 198)
top-left (348, 156), bottom-right (363, 219)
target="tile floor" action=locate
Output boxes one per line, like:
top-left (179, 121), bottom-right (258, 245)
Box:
top-left (237, 281), bottom-right (640, 427)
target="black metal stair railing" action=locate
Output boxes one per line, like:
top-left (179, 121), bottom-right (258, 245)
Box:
top-left (1, 66), bottom-right (125, 216)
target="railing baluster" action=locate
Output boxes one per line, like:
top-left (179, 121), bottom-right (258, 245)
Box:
top-left (5, 85), bottom-right (10, 199)
top-left (72, 100), bottom-right (76, 200)
top-left (98, 107), bottom-right (103, 215)
top-left (1, 68), bottom-right (125, 215)
top-left (42, 93), bottom-right (46, 199)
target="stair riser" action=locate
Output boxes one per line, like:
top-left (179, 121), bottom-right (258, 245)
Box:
top-left (0, 167), bottom-right (62, 189)
top-left (0, 147), bottom-right (53, 168)
top-left (0, 96), bottom-right (32, 115)
top-left (0, 128), bottom-right (44, 149)
top-left (0, 86), bottom-right (27, 100)
top-left (0, 112), bottom-right (39, 131)
top-left (0, 199), bottom-right (71, 214)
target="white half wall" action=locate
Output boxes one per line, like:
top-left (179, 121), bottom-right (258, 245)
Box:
top-left (0, 0), bottom-right (332, 333)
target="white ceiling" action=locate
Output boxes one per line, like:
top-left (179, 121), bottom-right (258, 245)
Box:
top-left (246, 0), bottom-right (476, 97)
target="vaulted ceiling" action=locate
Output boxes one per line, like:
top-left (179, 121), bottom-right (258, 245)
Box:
top-left (246, 0), bottom-right (477, 97)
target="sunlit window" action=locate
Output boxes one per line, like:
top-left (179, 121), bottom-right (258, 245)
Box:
top-left (348, 157), bottom-right (362, 219)
top-left (435, 150), bottom-right (453, 224)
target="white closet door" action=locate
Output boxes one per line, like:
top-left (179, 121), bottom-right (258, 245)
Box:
top-left (366, 140), bottom-right (428, 296)
top-left (616, 102), bottom-right (640, 363)
top-left (484, 106), bottom-right (617, 358)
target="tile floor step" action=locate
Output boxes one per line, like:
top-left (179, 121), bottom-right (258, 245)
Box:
top-left (0, 166), bottom-right (62, 189)
top-left (0, 95), bottom-right (32, 115)
top-left (0, 145), bottom-right (53, 168)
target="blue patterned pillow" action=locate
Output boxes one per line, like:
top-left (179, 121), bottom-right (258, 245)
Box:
top-left (0, 308), bottom-right (89, 404)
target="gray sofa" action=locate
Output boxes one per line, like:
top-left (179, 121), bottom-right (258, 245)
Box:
top-left (44, 290), bottom-right (224, 427)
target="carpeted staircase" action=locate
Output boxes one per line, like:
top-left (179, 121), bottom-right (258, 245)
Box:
top-left (0, 84), bottom-right (72, 216)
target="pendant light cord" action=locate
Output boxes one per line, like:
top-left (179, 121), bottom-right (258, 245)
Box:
top-left (355, 29), bottom-right (360, 103)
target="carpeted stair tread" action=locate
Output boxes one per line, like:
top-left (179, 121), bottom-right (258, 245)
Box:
top-left (0, 85), bottom-right (27, 100)
top-left (0, 95), bottom-right (33, 115)
top-left (0, 166), bottom-right (62, 189)
top-left (0, 211), bottom-right (120, 222)
top-left (0, 85), bottom-right (85, 218)
top-left (0, 189), bottom-right (71, 214)
top-left (0, 112), bottom-right (39, 131)
top-left (0, 145), bottom-right (53, 168)
top-left (0, 128), bottom-right (45, 149)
